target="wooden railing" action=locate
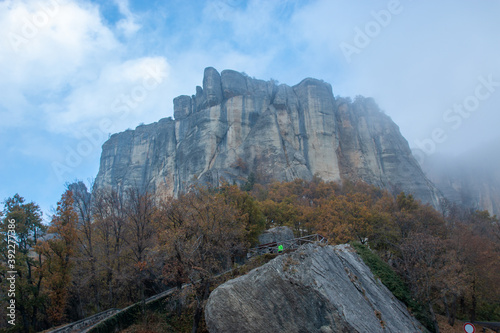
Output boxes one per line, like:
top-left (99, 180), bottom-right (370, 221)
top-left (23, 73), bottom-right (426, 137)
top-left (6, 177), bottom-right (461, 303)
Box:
top-left (45, 308), bottom-right (120, 333)
top-left (247, 234), bottom-right (327, 258)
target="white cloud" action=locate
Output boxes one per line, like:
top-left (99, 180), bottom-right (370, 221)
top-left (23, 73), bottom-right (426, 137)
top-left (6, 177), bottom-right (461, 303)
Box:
top-left (288, 0), bottom-right (500, 156)
top-left (0, 0), bottom-right (171, 138)
top-left (0, 0), bottom-right (119, 86)
top-left (114, 0), bottom-right (140, 37)
top-left (45, 56), bottom-right (171, 136)
top-left (0, 0), bottom-right (118, 128)
top-left (205, 0), bottom-right (284, 43)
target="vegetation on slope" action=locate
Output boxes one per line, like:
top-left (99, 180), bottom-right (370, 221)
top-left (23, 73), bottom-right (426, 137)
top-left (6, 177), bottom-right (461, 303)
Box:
top-left (1, 177), bottom-right (499, 332)
top-left (352, 242), bottom-right (434, 331)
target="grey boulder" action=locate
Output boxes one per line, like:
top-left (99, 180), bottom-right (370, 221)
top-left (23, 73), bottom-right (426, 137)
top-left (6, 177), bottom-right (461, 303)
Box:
top-left (205, 244), bottom-right (425, 333)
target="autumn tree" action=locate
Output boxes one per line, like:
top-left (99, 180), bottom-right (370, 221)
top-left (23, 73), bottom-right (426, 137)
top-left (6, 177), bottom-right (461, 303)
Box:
top-left (365, 193), bottom-right (398, 251)
top-left (0, 194), bottom-right (46, 332)
top-left (158, 186), bottom-right (247, 333)
top-left (92, 188), bottom-right (128, 308)
top-left (68, 181), bottom-right (101, 316)
top-left (257, 179), bottom-right (314, 234)
top-left (37, 190), bottom-right (78, 325)
top-left (398, 232), bottom-right (445, 333)
top-left (310, 194), bottom-right (373, 244)
top-left (446, 212), bottom-right (500, 322)
top-left (220, 184), bottom-right (266, 245)
top-left (122, 187), bottom-right (158, 307)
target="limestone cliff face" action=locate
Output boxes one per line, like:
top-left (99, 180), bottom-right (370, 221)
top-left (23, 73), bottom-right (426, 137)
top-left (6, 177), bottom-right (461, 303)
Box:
top-left (205, 244), bottom-right (426, 333)
top-left (95, 67), bottom-right (441, 206)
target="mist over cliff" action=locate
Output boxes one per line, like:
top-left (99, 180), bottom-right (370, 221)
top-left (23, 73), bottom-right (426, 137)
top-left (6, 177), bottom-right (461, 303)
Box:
top-left (94, 67), bottom-right (442, 207)
top-left (422, 138), bottom-right (500, 216)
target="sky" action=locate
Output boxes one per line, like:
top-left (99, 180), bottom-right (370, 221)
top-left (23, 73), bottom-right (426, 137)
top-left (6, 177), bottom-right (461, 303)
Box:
top-left (1, 0), bottom-right (499, 220)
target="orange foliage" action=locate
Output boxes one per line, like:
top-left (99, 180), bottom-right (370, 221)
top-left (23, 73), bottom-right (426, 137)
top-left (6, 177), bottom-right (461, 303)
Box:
top-left (37, 190), bottom-right (78, 325)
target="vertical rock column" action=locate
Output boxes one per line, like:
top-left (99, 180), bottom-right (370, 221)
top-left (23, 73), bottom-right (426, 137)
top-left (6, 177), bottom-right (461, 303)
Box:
top-left (293, 78), bottom-right (341, 182)
top-left (202, 67), bottom-right (223, 109)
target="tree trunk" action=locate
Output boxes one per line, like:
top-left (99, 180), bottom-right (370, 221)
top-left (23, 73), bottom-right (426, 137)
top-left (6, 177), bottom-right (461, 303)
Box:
top-left (140, 278), bottom-right (146, 316)
top-left (20, 303), bottom-right (29, 333)
top-left (450, 294), bottom-right (457, 326)
top-left (78, 292), bottom-right (85, 319)
top-left (191, 305), bottom-right (203, 333)
top-left (31, 276), bottom-right (43, 330)
top-left (443, 294), bottom-right (457, 326)
top-left (107, 269), bottom-right (114, 308)
top-left (471, 277), bottom-right (477, 322)
top-left (91, 257), bottom-right (100, 312)
top-left (191, 280), bottom-right (211, 333)
top-left (443, 295), bottom-right (451, 324)
top-left (176, 284), bottom-right (183, 318)
top-left (428, 302), bottom-right (440, 333)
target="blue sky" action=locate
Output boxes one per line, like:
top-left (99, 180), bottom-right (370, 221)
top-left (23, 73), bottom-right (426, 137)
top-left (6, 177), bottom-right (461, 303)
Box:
top-left (1, 0), bottom-right (499, 220)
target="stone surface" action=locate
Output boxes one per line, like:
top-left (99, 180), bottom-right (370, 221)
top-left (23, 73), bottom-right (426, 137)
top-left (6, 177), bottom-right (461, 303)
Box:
top-left (173, 95), bottom-right (192, 120)
top-left (258, 226), bottom-right (294, 245)
top-left (202, 67), bottom-right (223, 109)
top-left (221, 69), bottom-right (248, 99)
top-left (205, 243), bottom-right (426, 333)
top-left (94, 67), bottom-right (442, 207)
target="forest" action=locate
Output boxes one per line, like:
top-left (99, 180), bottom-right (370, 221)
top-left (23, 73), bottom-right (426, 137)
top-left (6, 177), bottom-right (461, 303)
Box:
top-left (1, 177), bottom-right (499, 332)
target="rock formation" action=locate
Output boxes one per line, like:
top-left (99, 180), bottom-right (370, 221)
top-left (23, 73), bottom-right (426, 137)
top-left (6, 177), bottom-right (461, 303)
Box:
top-left (94, 67), bottom-right (441, 207)
top-left (258, 226), bottom-right (294, 245)
top-left (205, 243), bottom-right (426, 333)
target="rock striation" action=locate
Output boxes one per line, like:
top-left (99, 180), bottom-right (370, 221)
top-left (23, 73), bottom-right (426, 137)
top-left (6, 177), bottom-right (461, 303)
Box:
top-left (94, 67), bottom-right (441, 207)
top-left (205, 243), bottom-right (426, 333)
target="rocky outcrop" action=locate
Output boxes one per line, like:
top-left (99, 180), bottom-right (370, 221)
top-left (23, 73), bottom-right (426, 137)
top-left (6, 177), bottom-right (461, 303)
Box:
top-left (205, 243), bottom-right (426, 333)
top-left (258, 226), bottom-right (294, 245)
top-left (94, 67), bottom-right (442, 207)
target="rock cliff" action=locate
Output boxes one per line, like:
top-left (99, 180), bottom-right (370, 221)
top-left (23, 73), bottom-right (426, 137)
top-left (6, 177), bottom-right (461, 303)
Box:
top-left (94, 67), bottom-right (441, 206)
top-left (205, 243), bottom-right (426, 333)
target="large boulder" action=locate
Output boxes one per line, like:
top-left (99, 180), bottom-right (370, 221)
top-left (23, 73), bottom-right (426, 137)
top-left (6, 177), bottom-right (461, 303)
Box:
top-left (205, 243), bottom-right (426, 333)
top-left (258, 226), bottom-right (294, 245)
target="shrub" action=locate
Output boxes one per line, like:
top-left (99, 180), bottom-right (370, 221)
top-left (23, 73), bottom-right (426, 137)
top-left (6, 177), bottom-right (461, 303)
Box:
top-left (352, 242), bottom-right (435, 332)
